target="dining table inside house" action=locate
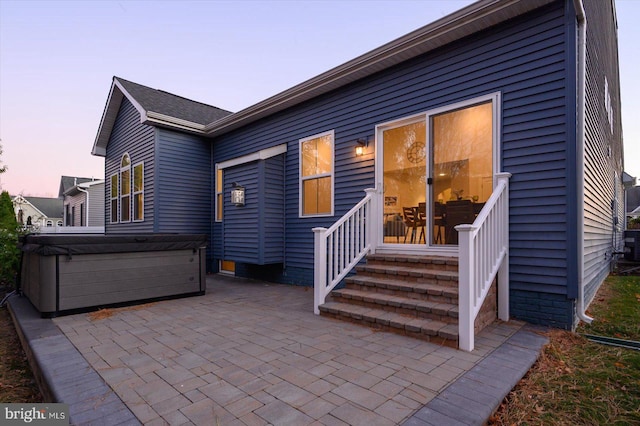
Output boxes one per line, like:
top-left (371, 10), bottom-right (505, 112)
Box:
top-left (395, 200), bottom-right (485, 245)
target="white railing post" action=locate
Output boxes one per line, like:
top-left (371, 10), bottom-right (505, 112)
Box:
top-left (496, 172), bottom-right (511, 321)
top-left (364, 188), bottom-right (377, 254)
top-left (457, 224), bottom-right (476, 352)
top-left (313, 227), bottom-right (327, 315)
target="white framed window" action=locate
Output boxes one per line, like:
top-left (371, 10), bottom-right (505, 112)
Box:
top-left (110, 173), bottom-right (118, 223)
top-left (56, 220), bottom-right (62, 226)
top-left (299, 130), bottom-right (334, 217)
top-left (215, 166), bottom-right (223, 222)
top-left (120, 153), bottom-right (131, 223)
top-left (133, 162), bottom-right (144, 221)
top-left (46, 220), bottom-right (53, 227)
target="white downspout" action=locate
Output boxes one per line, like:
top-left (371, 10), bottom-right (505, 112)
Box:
top-left (77, 186), bottom-right (89, 227)
top-left (574, 0), bottom-right (593, 324)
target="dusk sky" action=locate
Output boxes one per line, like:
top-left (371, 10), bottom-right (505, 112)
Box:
top-left (1, 0), bottom-right (638, 197)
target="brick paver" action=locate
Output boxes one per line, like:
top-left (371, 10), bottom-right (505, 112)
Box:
top-left (41, 274), bottom-right (545, 424)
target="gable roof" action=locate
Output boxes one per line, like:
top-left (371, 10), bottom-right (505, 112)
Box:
top-left (59, 176), bottom-right (94, 197)
top-left (203, 0), bottom-right (556, 137)
top-left (24, 197), bottom-right (63, 219)
top-left (92, 77), bottom-right (232, 156)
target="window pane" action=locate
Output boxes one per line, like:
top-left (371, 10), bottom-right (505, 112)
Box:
top-left (302, 179), bottom-right (318, 215)
top-left (134, 194), bottom-right (143, 220)
top-left (316, 176), bottom-right (331, 213)
top-left (111, 200), bottom-right (118, 222)
top-left (121, 195), bottom-right (130, 222)
top-left (133, 164), bottom-right (143, 192)
top-left (216, 169), bottom-right (223, 192)
top-left (121, 169), bottom-right (130, 195)
top-left (111, 174), bottom-right (118, 198)
top-left (303, 177), bottom-right (331, 215)
top-left (216, 193), bottom-right (223, 221)
top-left (301, 135), bottom-right (332, 177)
top-left (301, 139), bottom-right (317, 177)
top-left (316, 135), bottom-right (332, 174)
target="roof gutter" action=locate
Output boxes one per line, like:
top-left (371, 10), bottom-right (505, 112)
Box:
top-left (144, 112), bottom-right (207, 134)
top-left (573, 0), bottom-right (593, 325)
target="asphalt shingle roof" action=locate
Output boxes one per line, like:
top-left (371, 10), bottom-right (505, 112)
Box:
top-left (116, 77), bottom-right (232, 125)
top-left (25, 197), bottom-right (63, 219)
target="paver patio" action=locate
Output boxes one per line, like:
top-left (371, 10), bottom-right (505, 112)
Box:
top-left (32, 274), bottom-right (546, 425)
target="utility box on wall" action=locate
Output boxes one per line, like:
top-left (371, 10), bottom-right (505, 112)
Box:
top-left (223, 154), bottom-right (285, 264)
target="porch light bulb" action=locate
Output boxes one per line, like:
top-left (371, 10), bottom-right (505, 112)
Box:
top-left (355, 145), bottom-right (365, 156)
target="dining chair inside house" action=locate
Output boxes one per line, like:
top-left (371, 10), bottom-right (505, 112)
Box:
top-left (444, 200), bottom-right (475, 244)
top-left (417, 203), bottom-right (427, 244)
top-left (433, 202), bottom-right (446, 244)
top-left (402, 207), bottom-right (422, 244)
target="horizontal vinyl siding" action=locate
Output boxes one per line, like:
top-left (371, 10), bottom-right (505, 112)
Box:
top-left (156, 129), bottom-right (211, 240)
top-left (582, 0), bottom-right (624, 306)
top-left (223, 163), bottom-right (260, 263)
top-left (88, 183), bottom-right (105, 227)
top-left (261, 155), bottom-right (285, 263)
top-left (64, 194), bottom-right (86, 227)
top-left (212, 3), bottom-right (570, 293)
top-left (105, 98), bottom-right (155, 234)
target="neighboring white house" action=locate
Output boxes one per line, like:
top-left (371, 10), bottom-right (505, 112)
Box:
top-left (12, 195), bottom-right (63, 229)
top-left (63, 179), bottom-right (105, 227)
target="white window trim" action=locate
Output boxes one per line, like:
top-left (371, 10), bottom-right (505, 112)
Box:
top-left (299, 130), bottom-right (335, 218)
top-left (120, 153), bottom-right (131, 223)
top-left (110, 173), bottom-right (119, 223)
top-left (132, 162), bottom-right (144, 222)
top-left (215, 165), bottom-right (223, 223)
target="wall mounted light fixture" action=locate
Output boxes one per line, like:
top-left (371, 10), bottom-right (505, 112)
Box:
top-left (230, 182), bottom-right (245, 207)
top-left (355, 136), bottom-right (372, 157)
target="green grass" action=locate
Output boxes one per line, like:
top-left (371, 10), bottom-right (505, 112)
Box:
top-left (492, 275), bottom-right (640, 425)
top-left (580, 275), bottom-right (640, 341)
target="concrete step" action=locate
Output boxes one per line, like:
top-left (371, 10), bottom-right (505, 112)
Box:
top-left (345, 275), bottom-right (458, 303)
top-left (318, 301), bottom-right (458, 347)
top-left (331, 288), bottom-right (458, 323)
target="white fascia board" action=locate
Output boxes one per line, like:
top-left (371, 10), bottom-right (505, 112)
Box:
top-left (145, 112), bottom-right (207, 134)
top-left (217, 144), bottom-right (287, 170)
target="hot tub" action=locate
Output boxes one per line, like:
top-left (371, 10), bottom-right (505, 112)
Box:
top-left (19, 234), bottom-right (207, 317)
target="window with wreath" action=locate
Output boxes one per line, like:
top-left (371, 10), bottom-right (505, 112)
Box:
top-left (300, 130), bottom-right (334, 217)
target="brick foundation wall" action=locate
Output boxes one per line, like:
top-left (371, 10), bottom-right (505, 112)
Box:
top-left (474, 278), bottom-right (497, 334)
top-left (510, 289), bottom-right (575, 330)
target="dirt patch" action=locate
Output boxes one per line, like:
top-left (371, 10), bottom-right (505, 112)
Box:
top-left (0, 291), bottom-right (42, 403)
top-left (87, 302), bottom-right (156, 322)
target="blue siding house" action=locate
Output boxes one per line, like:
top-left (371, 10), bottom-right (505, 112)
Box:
top-left (92, 0), bottom-right (624, 348)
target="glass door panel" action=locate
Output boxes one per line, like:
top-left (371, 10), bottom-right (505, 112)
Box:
top-left (431, 102), bottom-right (493, 245)
top-left (381, 119), bottom-right (427, 245)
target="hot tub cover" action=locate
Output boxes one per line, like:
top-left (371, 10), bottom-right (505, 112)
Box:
top-left (20, 234), bottom-right (208, 256)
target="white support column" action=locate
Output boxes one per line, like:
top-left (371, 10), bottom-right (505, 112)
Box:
top-left (313, 227), bottom-right (327, 315)
top-left (457, 224), bottom-right (476, 352)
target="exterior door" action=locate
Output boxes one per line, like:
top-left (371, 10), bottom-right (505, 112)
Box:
top-left (376, 93), bottom-right (498, 251)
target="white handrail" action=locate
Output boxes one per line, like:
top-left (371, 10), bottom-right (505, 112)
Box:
top-left (457, 172), bottom-right (511, 351)
top-left (313, 188), bottom-right (376, 314)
